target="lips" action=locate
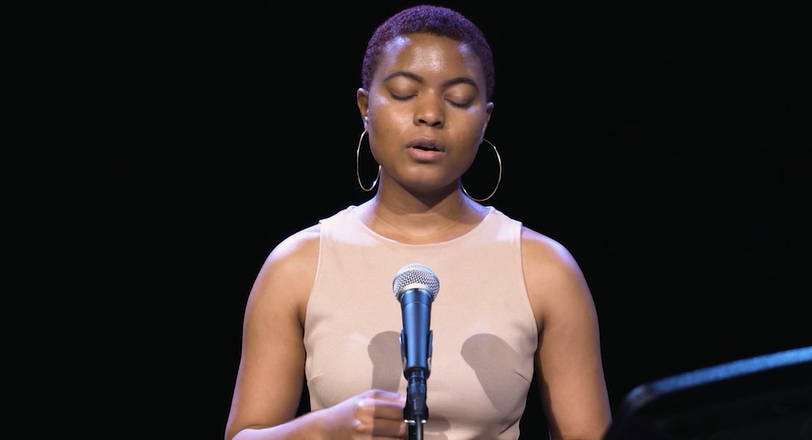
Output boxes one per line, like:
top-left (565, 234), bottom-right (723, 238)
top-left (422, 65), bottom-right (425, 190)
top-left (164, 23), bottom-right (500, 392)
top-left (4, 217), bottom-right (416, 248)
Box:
top-left (406, 138), bottom-right (444, 152)
top-left (405, 138), bottom-right (445, 162)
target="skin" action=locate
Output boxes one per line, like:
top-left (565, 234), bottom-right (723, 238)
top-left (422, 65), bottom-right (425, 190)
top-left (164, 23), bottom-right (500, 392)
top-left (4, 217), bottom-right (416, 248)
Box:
top-left (225, 33), bottom-right (611, 440)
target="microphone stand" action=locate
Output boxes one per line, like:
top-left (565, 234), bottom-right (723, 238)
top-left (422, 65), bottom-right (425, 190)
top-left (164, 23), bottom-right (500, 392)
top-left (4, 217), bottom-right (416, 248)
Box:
top-left (404, 370), bottom-right (428, 440)
top-left (394, 277), bottom-right (436, 440)
top-left (400, 327), bottom-right (432, 440)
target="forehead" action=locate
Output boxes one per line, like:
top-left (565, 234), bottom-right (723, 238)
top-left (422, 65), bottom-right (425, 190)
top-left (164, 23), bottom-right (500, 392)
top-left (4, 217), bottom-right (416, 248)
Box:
top-left (375, 33), bottom-right (486, 86)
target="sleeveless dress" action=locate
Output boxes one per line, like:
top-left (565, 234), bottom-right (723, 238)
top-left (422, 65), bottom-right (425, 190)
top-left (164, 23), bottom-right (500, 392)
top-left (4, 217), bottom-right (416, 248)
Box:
top-left (304, 206), bottom-right (539, 440)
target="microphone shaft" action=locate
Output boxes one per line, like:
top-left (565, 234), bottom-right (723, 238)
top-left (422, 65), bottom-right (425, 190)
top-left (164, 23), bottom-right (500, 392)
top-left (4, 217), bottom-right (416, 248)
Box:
top-left (400, 288), bottom-right (433, 374)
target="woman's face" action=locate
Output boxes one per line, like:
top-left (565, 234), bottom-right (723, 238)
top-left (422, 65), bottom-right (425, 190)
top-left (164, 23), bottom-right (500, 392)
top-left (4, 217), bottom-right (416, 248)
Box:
top-left (358, 33), bottom-right (493, 195)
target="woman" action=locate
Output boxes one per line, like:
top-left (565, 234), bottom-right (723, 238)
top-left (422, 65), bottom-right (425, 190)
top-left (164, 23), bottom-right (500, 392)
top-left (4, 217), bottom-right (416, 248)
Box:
top-left (225, 5), bottom-right (611, 440)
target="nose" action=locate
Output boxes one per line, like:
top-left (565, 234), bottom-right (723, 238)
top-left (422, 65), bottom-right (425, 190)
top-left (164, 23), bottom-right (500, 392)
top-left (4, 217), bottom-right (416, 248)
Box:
top-left (414, 93), bottom-right (445, 128)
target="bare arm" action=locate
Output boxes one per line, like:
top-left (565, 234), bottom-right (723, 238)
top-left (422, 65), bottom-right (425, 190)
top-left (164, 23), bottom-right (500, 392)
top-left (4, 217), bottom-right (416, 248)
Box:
top-left (224, 226), bottom-right (407, 440)
top-left (521, 228), bottom-right (612, 440)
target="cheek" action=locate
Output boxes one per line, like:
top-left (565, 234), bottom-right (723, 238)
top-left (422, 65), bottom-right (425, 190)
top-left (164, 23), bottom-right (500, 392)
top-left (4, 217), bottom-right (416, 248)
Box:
top-left (448, 132), bottom-right (482, 168)
top-left (458, 119), bottom-right (487, 147)
top-left (366, 111), bottom-right (406, 162)
top-left (368, 93), bottom-right (396, 122)
top-left (368, 104), bottom-right (410, 137)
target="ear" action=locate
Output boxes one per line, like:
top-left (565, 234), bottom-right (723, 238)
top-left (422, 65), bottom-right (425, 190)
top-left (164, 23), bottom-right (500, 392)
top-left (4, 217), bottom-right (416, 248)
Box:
top-left (357, 88), bottom-right (370, 130)
top-left (482, 101), bottom-right (494, 135)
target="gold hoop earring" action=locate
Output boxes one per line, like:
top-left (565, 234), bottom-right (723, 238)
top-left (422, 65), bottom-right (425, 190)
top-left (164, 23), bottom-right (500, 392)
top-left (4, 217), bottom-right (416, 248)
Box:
top-left (356, 130), bottom-right (380, 192)
top-left (462, 138), bottom-right (502, 202)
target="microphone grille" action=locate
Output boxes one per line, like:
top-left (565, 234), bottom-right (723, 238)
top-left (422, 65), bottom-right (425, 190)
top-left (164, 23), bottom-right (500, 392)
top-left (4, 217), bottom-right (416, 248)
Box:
top-left (392, 263), bottom-right (440, 301)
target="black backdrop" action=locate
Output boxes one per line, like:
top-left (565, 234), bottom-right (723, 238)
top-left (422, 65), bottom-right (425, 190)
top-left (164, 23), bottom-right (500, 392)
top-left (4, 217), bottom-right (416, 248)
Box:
top-left (45, 1), bottom-right (811, 438)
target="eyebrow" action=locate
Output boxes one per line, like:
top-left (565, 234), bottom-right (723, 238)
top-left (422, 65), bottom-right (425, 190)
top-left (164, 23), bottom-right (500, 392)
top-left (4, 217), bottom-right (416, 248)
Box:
top-left (383, 71), bottom-right (479, 90)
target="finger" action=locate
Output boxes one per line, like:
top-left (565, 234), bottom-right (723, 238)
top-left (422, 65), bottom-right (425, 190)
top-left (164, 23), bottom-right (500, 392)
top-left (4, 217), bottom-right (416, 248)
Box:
top-left (369, 389), bottom-right (407, 405)
top-left (370, 418), bottom-right (407, 437)
top-left (369, 399), bottom-right (410, 421)
top-left (351, 398), bottom-right (406, 439)
top-left (353, 395), bottom-right (404, 420)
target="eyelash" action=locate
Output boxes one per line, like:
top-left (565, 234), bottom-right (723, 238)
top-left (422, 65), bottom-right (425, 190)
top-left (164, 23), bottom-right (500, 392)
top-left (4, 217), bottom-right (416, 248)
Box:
top-left (391, 94), bottom-right (470, 108)
top-left (448, 100), bottom-right (470, 108)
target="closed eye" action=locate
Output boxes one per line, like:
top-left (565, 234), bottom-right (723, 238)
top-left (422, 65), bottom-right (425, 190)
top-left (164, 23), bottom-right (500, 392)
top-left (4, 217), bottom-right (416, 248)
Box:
top-left (447, 99), bottom-right (472, 108)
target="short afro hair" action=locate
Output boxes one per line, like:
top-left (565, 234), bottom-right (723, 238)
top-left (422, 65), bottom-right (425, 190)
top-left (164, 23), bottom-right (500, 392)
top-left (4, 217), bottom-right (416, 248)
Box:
top-left (361, 5), bottom-right (495, 100)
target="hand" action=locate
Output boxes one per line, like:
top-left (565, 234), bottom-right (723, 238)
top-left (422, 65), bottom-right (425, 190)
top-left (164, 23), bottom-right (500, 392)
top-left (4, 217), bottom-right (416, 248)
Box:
top-left (316, 389), bottom-right (407, 440)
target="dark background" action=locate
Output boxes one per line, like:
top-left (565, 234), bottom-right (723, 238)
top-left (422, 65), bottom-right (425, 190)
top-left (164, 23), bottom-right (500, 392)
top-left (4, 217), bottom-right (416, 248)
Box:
top-left (43, 1), bottom-right (810, 438)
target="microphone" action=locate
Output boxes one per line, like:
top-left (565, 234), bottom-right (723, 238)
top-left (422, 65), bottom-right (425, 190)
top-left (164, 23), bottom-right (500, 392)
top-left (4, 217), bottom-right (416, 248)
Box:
top-left (392, 263), bottom-right (440, 428)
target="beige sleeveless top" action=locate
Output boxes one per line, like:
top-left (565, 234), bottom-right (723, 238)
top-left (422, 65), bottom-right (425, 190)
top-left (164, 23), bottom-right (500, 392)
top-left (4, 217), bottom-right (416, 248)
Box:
top-left (304, 206), bottom-right (539, 440)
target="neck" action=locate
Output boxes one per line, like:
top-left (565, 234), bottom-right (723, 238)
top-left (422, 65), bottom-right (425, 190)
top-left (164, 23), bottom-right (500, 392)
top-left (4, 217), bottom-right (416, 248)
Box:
top-left (356, 186), bottom-right (488, 244)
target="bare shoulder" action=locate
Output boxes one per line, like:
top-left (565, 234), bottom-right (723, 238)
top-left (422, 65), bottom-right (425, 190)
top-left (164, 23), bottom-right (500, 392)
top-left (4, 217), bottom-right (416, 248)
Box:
top-left (265, 224), bottom-right (321, 269)
top-left (520, 226), bottom-right (586, 285)
top-left (248, 224), bottom-right (321, 325)
top-left (520, 226), bottom-right (592, 328)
